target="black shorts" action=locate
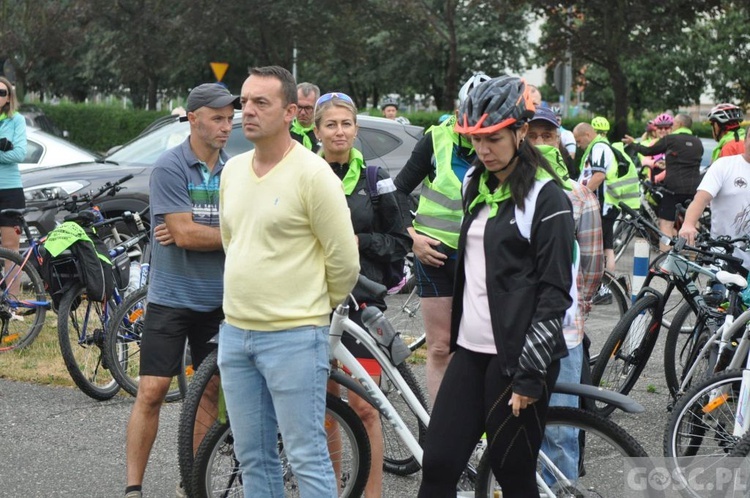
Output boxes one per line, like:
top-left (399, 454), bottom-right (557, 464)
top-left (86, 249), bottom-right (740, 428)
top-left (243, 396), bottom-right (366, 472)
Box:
top-left (139, 303), bottom-right (223, 377)
top-left (0, 188), bottom-right (25, 227)
top-left (601, 208), bottom-right (619, 251)
top-left (415, 256), bottom-right (457, 298)
top-left (658, 192), bottom-right (693, 222)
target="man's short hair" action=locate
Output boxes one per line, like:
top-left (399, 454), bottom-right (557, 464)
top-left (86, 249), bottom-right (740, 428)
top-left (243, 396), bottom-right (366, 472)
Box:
top-left (250, 66), bottom-right (297, 106)
top-left (675, 113), bottom-right (692, 129)
top-left (297, 82), bottom-right (320, 100)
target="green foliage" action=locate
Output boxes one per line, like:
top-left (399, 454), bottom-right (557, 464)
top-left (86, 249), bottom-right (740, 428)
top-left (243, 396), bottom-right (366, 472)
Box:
top-left (403, 111), bottom-right (452, 129)
top-left (36, 103), bottom-right (169, 153)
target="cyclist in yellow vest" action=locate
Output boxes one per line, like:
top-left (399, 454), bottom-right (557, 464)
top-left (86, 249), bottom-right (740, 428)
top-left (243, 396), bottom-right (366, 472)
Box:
top-left (393, 72), bottom-right (490, 404)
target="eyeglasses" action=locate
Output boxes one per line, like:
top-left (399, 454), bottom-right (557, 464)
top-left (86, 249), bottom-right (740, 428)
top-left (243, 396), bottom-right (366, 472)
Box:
top-left (297, 105), bottom-right (314, 113)
top-left (316, 92), bottom-right (354, 107)
top-left (0, 89), bottom-right (8, 98)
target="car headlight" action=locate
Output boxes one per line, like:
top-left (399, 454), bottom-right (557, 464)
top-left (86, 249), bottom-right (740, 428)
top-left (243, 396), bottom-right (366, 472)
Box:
top-left (24, 181), bottom-right (90, 202)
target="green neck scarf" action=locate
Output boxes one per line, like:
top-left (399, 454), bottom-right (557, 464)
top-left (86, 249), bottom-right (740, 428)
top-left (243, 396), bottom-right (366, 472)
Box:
top-left (671, 127), bottom-right (693, 135)
top-left (0, 113), bottom-right (7, 122)
top-left (468, 166), bottom-right (554, 218)
top-left (290, 118), bottom-right (315, 150)
top-left (322, 148), bottom-right (365, 195)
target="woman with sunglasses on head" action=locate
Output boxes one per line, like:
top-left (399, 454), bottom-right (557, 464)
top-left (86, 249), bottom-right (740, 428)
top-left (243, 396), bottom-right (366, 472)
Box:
top-left (417, 76), bottom-right (575, 498)
top-left (0, 77), bottom-right (27, 295)
top-left (314, 92), bottom-right (410, 497)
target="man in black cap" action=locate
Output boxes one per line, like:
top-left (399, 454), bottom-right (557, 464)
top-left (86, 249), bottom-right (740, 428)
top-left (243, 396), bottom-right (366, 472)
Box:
top-left (124, 83), bottom-right (239, 498)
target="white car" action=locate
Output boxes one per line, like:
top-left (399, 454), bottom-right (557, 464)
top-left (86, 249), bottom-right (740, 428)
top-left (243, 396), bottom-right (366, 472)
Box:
top-left (20, 128), bottom-right (99, 171)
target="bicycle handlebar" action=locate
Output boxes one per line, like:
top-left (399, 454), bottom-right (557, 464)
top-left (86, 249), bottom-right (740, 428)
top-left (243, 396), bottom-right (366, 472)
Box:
top-left (619, 201), bottom-right (747, 274)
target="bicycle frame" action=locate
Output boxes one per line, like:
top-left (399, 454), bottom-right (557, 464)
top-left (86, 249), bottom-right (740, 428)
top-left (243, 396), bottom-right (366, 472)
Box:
top-left (329, 302), bottom-right (428, 463)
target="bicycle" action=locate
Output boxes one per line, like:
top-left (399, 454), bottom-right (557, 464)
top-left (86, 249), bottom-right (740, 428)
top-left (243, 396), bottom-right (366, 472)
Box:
top-left (187, 276), bottom-right (650, 497)
top-left (0, 174), bottom-right (145, 353)
top-left (663, 369), bottom-right (750, 497)
top-left (592, 203), bottom-right (748, 416)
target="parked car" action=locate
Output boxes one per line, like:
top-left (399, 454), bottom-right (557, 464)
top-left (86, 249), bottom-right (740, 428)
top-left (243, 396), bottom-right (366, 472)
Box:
top-left (21, 112), bottom-right (423, 238)
top-left (21, 128), bottom-right (100, 171)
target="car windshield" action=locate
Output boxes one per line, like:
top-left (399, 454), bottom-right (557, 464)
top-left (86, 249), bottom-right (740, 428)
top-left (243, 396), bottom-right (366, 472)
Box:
top-left (107, 119), bottom-right (192, 165)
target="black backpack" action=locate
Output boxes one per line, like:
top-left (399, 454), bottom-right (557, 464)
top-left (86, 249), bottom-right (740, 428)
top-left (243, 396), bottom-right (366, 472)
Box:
top-left (40, 224), bottom-right (115, 310)
top-left (365, 165), bottom-right (406, 289)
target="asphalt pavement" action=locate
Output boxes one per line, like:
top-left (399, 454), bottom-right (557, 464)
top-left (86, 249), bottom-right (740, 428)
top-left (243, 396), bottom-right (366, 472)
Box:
top-left (0, 240), bottom-right (678, 497)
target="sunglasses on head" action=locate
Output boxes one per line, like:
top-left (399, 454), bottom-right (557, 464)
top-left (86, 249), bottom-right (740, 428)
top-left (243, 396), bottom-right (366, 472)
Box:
top-left (0, 89), bottom-right (8, 97)
top-left (316, 92), bottom-right (354, 107)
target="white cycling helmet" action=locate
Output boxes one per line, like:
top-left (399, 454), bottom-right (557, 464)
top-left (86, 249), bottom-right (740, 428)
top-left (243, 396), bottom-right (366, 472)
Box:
top-left (458, 72), bottom-right (492, 106)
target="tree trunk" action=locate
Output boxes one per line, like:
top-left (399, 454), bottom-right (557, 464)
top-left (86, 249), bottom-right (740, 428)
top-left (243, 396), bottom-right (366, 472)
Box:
top-left (147, 77), bottom-right (157, 111)
top-left (444, 1), bottom-right (458, 113)
top-left (610, 65), bottom-right (629, 141)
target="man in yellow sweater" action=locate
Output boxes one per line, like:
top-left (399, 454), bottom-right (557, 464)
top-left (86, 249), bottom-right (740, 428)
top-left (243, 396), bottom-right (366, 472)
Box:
top-left (218, 65), bottom-right (360, 497)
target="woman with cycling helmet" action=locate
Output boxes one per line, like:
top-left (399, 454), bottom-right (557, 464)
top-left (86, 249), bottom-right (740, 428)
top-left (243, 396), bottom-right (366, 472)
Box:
top-left (314, 92), bottom-right (410, 498)
top-left (417, 76), bottom-right (574, 497)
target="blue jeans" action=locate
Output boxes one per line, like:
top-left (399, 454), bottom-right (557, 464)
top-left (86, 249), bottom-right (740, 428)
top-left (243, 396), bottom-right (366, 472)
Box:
top-left (541, 342), bottom-right (583, 486)
top-left (217, 322), bottom-right (336, 498)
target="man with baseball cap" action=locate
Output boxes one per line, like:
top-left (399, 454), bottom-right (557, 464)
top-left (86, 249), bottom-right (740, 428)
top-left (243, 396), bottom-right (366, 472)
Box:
top-left (124, 83), bottom-right (238, 498)
top-left (528, 106), bottom-right (605, 489)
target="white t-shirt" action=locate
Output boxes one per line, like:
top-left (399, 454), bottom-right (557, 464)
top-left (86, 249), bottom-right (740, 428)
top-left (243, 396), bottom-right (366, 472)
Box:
top-left (579, 142), bottom-right (616, 215)
top-left (560, 127), bottom-right (576, 157)
top-left (698, 154), bottom-right (750, 267)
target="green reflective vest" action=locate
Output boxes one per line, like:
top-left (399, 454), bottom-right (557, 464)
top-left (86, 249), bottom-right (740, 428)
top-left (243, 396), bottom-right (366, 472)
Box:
top-left (712, 127), bottom-right (747, 163)
top-left (582, 136), bottom-right (640, 209)
top-left (412, 117), bottom-right (466, 249)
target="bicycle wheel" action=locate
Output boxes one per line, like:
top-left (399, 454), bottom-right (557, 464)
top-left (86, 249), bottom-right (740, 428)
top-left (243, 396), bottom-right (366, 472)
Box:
top-left (591, 294), bottom-right (661, 417)
top-left (190, 394), bottom-right (371, 498)
top-left (664, 369), bottom-right (745, 497)
top-left (613, 217), bottom-right (637, 262)
top-left (664, 302), bottom-right (717, 399)
top-left (474, 406), bottom-right (649, 497)
top-left (0, 247), bottom-right (47, 352)
top-left (178, 348), bottom-right (221, 498)
top-left (384, 276), bottom-right (424, 350)
top-left (380, 361), bottom-right (428, 476)
top-left (57, 285), bottom-right (119, 400)
top-left (103, 286), bottom-right (187, 402)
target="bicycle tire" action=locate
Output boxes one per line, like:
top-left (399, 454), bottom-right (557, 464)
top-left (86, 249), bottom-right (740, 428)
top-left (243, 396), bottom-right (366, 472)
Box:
top-left (585, 271), bottom-right (630, 351)
top-left (178, 348), bottom-right (221, 498)
top-left (591, 294), bottom-right (661, 417)
top-left (57, 284), bottom-right (120, 400)
top-left (103, 287), bottom-right (186, 403)
top-left (664, 302), bottom-right (717, 399)
top-left (474, 406), bottom-right (649, 497)
top-left (380, 361), bottom-right (428, 476)
top-left (384, 274), bottom-right (424, 350)
top-left (0, 247), bottom-right (48, 352)
top-left (664, 369), bottom-right (745, 497)
top-left (190, 394), bottom-right (371, 498)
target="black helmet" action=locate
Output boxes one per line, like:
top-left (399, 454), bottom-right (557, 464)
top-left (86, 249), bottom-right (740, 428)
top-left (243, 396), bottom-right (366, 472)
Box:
top-left (454, 76), bottom-right (535, 135)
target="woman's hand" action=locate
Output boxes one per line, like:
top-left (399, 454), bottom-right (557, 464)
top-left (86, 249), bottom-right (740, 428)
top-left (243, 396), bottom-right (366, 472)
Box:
top-left (154, 223), bottom-right (174, 246)
top-left (509, 392), bottom-right (537, 417)
top-left (412, 233), bottom-right (447, 267)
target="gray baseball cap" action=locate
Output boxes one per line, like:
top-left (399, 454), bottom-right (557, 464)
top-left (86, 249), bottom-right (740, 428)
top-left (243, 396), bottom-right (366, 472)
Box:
top-left (186, 83), bottom-right (240, 113)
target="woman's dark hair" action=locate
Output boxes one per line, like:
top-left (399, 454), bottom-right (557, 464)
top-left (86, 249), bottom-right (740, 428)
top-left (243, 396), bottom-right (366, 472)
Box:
top-left (464, 135), bottom-right (562, 212)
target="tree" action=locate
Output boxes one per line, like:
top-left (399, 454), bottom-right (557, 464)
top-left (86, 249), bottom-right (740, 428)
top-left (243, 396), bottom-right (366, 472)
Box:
top-left (694, 3), bottom-right (750, 107)
top-left (532, 1), bottom-right (721, 138)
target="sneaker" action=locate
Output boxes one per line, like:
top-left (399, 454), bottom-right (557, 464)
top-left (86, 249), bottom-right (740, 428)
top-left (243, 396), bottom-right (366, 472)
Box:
top-left (9, 310), bottom-right (24, 322)
top-left (175, 483), bottom-right (187, 498)
top-left (124, 492), bottom-right (142, 498)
